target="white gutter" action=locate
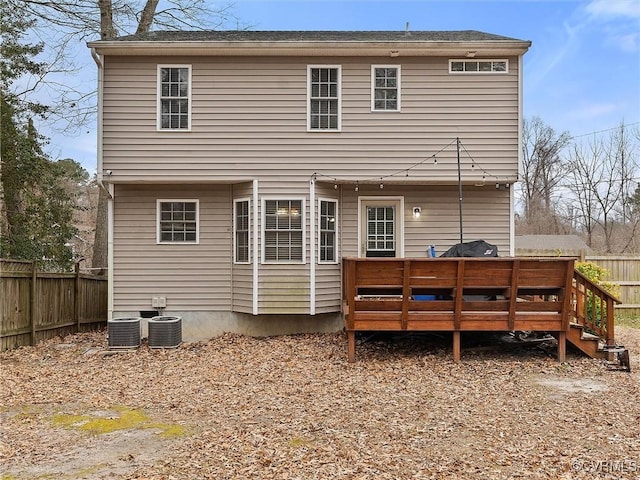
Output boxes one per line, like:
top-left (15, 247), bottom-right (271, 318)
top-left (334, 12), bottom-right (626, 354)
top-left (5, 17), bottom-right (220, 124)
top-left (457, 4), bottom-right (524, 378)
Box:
top-left (91, 47), bottom-right (114, 319)
top-left (88, 41), bottom-right (531, 58)
top-left (309, 178), bottom-right (316, 315)
top-left (252, 179), bottom-right (259, 315)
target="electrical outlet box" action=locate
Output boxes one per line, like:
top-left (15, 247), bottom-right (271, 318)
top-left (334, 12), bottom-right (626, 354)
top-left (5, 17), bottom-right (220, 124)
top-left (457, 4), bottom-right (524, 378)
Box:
top-left (151, 296), bottom-right (166, 308)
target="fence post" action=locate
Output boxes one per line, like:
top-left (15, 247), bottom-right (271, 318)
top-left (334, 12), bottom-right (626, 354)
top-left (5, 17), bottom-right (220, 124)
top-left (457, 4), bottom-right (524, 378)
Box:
top-left (30, 261), bottom-right (37, 346)
top-left (74, 262), bottom-right (81, 333)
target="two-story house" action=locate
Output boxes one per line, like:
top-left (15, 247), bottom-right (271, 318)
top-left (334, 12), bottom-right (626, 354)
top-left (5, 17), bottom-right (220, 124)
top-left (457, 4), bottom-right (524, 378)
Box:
top-left (88, 30), bottom-right (531, 340)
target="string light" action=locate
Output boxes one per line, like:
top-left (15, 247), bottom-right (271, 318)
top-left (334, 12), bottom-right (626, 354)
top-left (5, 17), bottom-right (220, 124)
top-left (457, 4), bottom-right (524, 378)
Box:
top-left (310, 138), bottom-right (508, 187)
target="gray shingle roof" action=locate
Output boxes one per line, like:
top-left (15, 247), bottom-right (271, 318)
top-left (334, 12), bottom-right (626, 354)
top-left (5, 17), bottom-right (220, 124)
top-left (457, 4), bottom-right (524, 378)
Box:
top-left (515, 235), bottom-right (591, 252)
top-left (111, 30), bottom-right (527, 43)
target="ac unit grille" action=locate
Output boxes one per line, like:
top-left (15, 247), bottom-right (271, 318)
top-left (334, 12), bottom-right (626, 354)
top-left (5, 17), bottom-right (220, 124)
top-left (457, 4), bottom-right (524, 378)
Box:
top-left (108, 317), bottom-right (141, 349)
top-left (148, 316), bottom-right (182, 348)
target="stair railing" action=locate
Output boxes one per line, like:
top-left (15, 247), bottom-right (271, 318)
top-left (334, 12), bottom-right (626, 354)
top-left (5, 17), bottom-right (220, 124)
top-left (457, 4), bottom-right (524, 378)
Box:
top-left (571, 269), bottom-right (620, 348)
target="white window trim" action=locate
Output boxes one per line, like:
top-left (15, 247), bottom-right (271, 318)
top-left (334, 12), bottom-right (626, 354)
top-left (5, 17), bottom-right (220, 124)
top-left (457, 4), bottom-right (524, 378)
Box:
top-left (448, 59), bottom-right (509, 74)
top-left (318, 198), bottom-right (338, 264)
top-left (371, 65), bottom-right (401, 112)
top-left (307, 65), bottom-right (342, 132)
top-left (156, 199), bottom-right (200, 244)
top-left (261, 197), bottom-right (306, 264)
top-left (357, 196), bottom-right (405, 258)
top-left (157, 64), bottom-right (192, 131)
top-left (233, 198), bottom-right (251, 264)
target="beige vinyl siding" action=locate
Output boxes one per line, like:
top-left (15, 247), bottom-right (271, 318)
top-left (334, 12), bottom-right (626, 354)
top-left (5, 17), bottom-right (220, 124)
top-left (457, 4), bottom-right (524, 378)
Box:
top-left (337, 185), bottom-right (511, 259)
top-left (231, 182), bottom-right (254, 313)
top-left (113, 184), bottom-right (232, 312)
top-left (259, 273), bottom-right (309, 314)
top-left (102, 56), bottom-right (520, 184)
top-left (403, 186), bottom-right (511, 256)
top-left (258, 183), bottom-right (310, 314)
top-left (315, 183), bottom-right (341, 313)
top-left (315, 265), bottom-right (341, 313)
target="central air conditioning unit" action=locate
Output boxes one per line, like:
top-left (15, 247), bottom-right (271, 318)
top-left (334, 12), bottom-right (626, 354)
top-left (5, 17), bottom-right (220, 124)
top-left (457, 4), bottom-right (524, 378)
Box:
top-left (148, 316), bottom-right (182, 349)
top-left (108, 317), bottom-right (141, 349)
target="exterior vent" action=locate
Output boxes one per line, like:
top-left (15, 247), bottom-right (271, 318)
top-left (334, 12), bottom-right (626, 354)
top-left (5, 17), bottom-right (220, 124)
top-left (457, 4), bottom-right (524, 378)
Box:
top-left (108, 317), bottom-right (141, 349)
top-left (148, 316), bottom-right (182, 349)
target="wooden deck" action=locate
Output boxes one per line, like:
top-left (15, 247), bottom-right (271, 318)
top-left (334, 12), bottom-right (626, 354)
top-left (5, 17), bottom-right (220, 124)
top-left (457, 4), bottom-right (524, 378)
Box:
top-left (342, 257), bottom-right (619, 362)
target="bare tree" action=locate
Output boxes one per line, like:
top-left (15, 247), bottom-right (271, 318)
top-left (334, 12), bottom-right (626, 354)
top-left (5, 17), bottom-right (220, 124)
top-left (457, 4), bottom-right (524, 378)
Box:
top-left (565, 123), bottom-right (639, 253)
top-left (6, 0), bottom-right (238, 131)
top-left (565, 139), bottom-right (604, 248)
top-left (611, 121), bottom-right (639, 223)
top-left (519, 116), bottom-right (571, 233)
top-left (7, 0), bottom-right (241, 272)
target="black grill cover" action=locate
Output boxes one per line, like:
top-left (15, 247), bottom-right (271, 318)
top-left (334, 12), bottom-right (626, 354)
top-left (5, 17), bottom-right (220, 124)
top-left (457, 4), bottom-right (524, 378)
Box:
top-left (439, 240), bottom-right (498, 258)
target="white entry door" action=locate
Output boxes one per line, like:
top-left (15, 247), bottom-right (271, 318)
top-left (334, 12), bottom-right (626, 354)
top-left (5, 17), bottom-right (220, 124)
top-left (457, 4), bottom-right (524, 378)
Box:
top-left (359, 198), bottom-right (404, 258)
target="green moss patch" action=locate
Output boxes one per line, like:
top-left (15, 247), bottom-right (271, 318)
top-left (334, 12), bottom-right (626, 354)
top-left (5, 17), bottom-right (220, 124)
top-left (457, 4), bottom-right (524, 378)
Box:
top-left (52, 406), bottom-right (189, 437)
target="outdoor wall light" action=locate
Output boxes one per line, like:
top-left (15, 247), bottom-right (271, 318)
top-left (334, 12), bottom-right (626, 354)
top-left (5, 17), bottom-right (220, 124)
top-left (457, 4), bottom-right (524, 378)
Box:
top-left (413, 206), bottom-right (422, 218)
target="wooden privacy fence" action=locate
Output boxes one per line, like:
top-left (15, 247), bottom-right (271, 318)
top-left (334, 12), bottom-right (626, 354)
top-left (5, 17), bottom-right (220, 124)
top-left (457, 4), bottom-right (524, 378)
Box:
top-left (1, 259), bottom-right (108, 350)
top-left (516, 251), bottom-right (640, 316)
top-left (585, 256), bottom-right (640, 316)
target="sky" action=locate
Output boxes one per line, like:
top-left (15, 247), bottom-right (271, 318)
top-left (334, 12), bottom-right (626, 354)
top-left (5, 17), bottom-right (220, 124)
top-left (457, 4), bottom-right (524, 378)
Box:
top-left (40, 0), bottom-right (640, 173)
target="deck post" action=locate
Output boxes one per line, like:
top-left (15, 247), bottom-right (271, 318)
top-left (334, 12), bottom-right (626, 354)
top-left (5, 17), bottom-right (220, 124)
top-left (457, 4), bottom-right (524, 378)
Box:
top-left (557, 331), bottom-right (566, 362)
top-left (453, 331), bottom-right (461, 363)
top-left (347, 331), bottom-right (356, 363)
top-left (605, 297), bottom-right (615, 348)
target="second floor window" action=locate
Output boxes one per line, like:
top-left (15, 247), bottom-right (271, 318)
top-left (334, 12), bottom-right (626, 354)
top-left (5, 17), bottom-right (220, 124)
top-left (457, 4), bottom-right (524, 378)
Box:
top-left (449, 60), bottom-right (508, 73)
top-left (308, 66), bottom-right (341, 131)
top-left (372, 66), bottom-right (400, 111)
top-left (158, 65), bottom-right (191, 130)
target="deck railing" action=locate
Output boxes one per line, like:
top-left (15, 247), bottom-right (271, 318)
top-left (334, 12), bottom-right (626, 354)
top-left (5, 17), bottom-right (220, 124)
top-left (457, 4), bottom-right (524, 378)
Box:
top-left (342, 257), bottom-right (577, 361)
top-left (571, 269), bottom-right (620, 347)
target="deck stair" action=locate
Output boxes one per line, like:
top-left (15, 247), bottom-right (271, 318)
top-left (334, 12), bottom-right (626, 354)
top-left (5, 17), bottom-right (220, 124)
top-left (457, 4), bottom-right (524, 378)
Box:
top-left (568, 270), bottom-right (629, 370)
top-left (567, 322), bottom-right (609, 359)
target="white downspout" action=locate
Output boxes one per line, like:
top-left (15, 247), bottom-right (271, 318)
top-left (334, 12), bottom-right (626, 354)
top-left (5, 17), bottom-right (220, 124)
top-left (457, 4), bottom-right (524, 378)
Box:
top-left (513, 54), bottom-right (524, 257)
top-left (309, 177), bottom-right (316, 315)
top-left (252, 179), bottom-right (259, 315)
top-left (107, 183), bottom-right (114, 319)
top-left (91, 47), bottom-right (114, 319)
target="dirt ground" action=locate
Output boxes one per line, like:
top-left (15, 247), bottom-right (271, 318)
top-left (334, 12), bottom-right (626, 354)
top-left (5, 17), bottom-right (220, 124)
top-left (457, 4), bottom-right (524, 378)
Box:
top-left (1, 327), bottom-right (639, 479)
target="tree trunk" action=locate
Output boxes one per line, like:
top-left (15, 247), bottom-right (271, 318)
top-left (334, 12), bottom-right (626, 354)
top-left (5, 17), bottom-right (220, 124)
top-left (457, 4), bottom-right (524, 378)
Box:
top-left (92, 0), bottom-right (116, 276)
top-left (91, 187), bottom-right (108, 275)
top-left (98, 0), bottom-right (117, 40)
top-left (137, 0), bottom-right (160, 34)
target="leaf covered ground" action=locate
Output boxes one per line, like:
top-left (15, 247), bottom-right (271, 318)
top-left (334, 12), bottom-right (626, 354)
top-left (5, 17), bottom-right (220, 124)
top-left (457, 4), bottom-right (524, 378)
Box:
top-left (1, 327), bottom-right (639, 479)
